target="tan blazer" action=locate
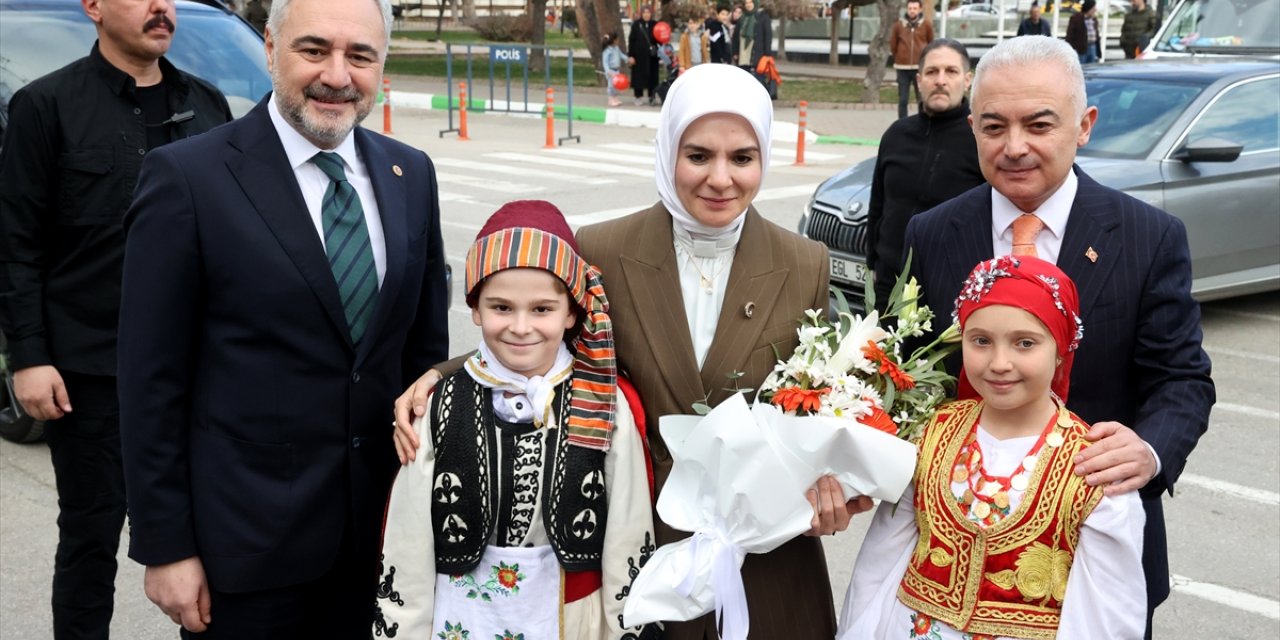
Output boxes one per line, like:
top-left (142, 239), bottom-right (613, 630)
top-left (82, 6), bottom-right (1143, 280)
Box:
top-left (578, 203), bottom-right (838, 640)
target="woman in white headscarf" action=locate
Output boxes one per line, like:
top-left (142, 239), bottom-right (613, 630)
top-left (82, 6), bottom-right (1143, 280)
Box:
top-left (574, 64), bottom-right (870, 640)
top-left (392, 64), bottom-right (868, 640)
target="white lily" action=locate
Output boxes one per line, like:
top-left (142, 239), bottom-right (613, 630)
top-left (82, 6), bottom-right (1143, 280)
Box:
top-left (826, 311), bottom-right (889, 377)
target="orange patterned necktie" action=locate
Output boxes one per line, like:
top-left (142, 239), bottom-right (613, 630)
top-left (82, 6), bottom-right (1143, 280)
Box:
top-left (1011, 213), bottom-right (1045, 258)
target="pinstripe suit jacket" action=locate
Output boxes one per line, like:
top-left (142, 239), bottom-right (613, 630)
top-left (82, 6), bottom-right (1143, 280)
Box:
top-left (904, 166), bottom-right (1216, 608)
top-left (578, 204), bottom-right (838, 640)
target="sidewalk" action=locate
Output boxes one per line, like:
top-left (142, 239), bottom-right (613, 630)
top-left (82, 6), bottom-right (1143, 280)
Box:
top-left (386, 38), bottom-right (899, 144)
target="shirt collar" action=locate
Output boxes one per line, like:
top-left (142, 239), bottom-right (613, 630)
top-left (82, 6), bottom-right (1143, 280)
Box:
top-left (992, 167), bottom-right (1077, 241)
top-left (89, 40), bottom-right (186, 98)
top-left (267, 93), bottom-right (359, 172)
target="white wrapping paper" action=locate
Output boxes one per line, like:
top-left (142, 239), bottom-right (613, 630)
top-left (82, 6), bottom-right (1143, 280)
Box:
top-left (622, 393), bottom-right (917, 638)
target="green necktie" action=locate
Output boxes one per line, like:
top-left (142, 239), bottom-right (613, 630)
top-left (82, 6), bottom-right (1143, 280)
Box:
top-left (312, 151), bottom-right (378, 343)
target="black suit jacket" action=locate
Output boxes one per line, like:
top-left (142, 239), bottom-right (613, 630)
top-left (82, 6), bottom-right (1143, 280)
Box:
top-left (904, 166), bottom-right (1215, 607)
top-left (118, 98), bottom-right (449, 593)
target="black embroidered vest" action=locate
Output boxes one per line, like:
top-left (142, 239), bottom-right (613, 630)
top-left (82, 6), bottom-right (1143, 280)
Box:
top-left (429, 371), bottom-right (608, 574)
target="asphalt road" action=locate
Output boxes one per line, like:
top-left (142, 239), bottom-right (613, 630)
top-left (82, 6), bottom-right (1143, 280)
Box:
top-left (2, 107), bottom-right (1276, 638)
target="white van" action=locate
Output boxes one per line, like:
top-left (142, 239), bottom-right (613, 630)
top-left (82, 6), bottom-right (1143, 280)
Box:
top-left (1144, 0), bottom-right (1280, 58)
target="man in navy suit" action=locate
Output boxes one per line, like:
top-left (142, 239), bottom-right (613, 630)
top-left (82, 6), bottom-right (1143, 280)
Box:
top-left (905, 36), bottom-right (1214, 638)
top-left (117, 0), bottom-right (448, 636)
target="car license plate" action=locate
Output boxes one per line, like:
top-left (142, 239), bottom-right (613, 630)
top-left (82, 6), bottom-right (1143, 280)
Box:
top-left (830, 256), bottom-right (867, 286)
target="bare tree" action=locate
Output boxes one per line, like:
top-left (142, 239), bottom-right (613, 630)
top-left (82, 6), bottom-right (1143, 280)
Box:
top-left (862, 0), bottom-right (902, 103)
top-left (768, 0), bottom-right (814, 61)
top-left (529, 0), bottom-right (549, 73)
top-left (826, 0), bottom-right (877, 65)
top-left (576, 0), bottom-right (603, 67)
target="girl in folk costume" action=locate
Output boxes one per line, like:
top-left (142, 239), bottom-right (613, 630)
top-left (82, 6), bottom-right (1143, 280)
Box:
top-left (374, 201), bottom-right (658, 640)
top-left (838, 256), bottom-right (1147, 640)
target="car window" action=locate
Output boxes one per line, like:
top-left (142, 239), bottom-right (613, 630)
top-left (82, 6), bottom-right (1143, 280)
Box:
top-left (1153, 0), bottom-right (1280, 55)
top-left (1080, 78), bottom-right (1204, 159)
top-left (0, 5), bottom-right (268, 119)
top-left (1182, 76), bottom-right (1280, 153)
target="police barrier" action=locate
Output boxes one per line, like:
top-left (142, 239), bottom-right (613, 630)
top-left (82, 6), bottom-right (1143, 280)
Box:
top-left (438, 42), bottom-right (582, 146)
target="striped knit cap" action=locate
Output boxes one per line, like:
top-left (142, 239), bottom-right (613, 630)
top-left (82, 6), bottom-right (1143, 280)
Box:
top-left (464, 200), bottom-right (616, 451)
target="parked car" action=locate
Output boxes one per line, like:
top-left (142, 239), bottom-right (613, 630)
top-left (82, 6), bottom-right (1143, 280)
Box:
top-left (0, 0), bottom-right (272, 147)
top-left (1144, 0), bottom-right (1280, 58)
top-left (947, 3), bottom-right (1020, 18)
top-left (799, 58), bottom-right (1280, 311)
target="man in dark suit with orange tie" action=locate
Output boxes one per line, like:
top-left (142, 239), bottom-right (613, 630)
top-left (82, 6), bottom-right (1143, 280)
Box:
top-left (905, 36), bottom-right (1214, 640)
top-left (117, 0), bottom-right (448, 636)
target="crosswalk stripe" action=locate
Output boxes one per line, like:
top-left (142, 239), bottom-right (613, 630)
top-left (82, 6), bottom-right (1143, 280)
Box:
top-left (435, 171), bottom-right (544, 194)
top-left (1215, 402), bottom-right (1280, 421)
top-left (549, 147), bottom-right (653, 166)
top-left (434, 157), bottom-right (617, 185)
top-left (1171, 574), bottom-right (1280, 620)
top-left (1204, 345), bottom-right (1280, 365)
top-left (485, 152), bottom-right (654, 177)
top-left (1180, 473), bottom-right (1280, 506)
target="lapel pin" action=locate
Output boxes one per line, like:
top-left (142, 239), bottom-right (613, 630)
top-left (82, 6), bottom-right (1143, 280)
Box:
top-left (1085, 247), bottom-right (1098, 263)
top-left (743, 302), bottom-right (755, 319)
top-left (392, 164), bottom-right (403, 177)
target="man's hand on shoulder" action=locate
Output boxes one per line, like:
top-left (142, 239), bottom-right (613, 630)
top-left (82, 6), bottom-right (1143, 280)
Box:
top-left (1074, 421), bottom-right (1159, 496)
top-left (393, 368), bottom-right (442, 464)
top-left (144, 556), bottom-right (211, 632)
top-left (13, 365), bottom-right (71, 421)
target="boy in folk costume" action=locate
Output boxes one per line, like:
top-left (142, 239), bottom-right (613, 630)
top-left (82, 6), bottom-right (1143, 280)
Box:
top-left (839, 256), bottom-right (1147, 640)
top-left (374, 201), bottom-right (658, 639)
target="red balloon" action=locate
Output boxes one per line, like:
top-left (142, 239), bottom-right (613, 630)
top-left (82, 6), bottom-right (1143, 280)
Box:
top-left (612, 73), bottom-right (631, 91)
top-left (652, 21), bottom-right (671, 44)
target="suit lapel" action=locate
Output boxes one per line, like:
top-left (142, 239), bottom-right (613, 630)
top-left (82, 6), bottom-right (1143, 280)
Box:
top-left (225, 101), bottom-right (352, 349)
top-left (946, 188), bottom-right (996, 288)
top-left (700, 209), bottom-right (787, 392)
top-left (618, 208), bottom-right (704, 410)
top-left (353, 129), bottom-right (407, 363)
top-left (1058, 168), bottom-right (1122, 314)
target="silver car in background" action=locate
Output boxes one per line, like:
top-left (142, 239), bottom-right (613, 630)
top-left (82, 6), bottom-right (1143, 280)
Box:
top-left (800, 58), bottom-right (1280, 308)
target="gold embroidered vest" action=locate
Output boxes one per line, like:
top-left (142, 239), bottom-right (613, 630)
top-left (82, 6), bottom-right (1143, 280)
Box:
top-left (898, 399), bottom-right (1104, 639)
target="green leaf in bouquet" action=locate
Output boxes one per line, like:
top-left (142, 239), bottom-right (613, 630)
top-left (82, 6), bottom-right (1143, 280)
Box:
top-left (885, 250), bottom-right (914, 317)
top-left (726, 371), bottom-right (745, 380)
top-left (882, 383), bottom-right (896, 410)
top-left (861, 270), bottom-right (875, 313)
top-left (832, 284), bottom-right (852, 316)
top-left (692, 402), bottom-right (712, 415)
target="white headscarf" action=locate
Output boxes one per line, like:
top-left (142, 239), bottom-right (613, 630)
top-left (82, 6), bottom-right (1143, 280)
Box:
top-left (655, 64), bottom-right (773, 240)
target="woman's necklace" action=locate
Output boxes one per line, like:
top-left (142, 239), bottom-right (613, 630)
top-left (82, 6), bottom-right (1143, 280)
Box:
top-left (683, 251), bottom-right (731, 294)
top-left (951, 408), bottom-right (1059, 525)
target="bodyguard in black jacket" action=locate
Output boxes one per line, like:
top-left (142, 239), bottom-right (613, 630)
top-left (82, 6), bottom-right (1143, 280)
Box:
top-left (867, 39), bottom-right (985, 307)
top-left (0, 1), bottom-right (230, 634)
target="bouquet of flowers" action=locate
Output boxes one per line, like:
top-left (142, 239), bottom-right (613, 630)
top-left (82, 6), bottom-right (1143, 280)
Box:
top-left (757, 270), bottom-right (960, 443)
top-left (622, 264), bottom-right (959, 639)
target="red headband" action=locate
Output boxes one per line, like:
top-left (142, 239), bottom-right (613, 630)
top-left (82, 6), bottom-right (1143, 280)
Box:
top-left (953, 256), bottom-right (1083, 403)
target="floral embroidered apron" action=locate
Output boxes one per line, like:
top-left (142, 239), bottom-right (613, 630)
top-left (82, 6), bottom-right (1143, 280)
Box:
top-left (433, 545), bottom-right (562, 640)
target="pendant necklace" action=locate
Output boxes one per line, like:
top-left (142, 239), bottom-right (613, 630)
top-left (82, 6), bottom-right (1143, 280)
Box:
top-left (684, 252), bottom-right (731, 294)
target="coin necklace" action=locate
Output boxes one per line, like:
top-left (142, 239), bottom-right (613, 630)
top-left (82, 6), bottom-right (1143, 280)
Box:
top-left (951, 409), bottom-right (1059, 525)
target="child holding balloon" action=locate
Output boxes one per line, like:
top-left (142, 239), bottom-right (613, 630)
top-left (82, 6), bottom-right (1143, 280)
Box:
top-left (602, 33), bottom-right (629, 107)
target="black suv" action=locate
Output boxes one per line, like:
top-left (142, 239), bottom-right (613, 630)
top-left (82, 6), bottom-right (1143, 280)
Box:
top-left (0, 0), bottom-right (270, 442)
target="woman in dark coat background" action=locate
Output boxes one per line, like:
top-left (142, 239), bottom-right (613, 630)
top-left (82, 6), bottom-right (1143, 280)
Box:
top-left (628, 4), bottom-right (660, 106)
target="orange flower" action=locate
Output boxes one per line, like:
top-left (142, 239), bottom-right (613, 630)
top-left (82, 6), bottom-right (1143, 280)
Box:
top-left (862, 340), bottom-right (916, 390)
top-left (770, 386), bottom-right (830, 414)
top-left (496, 564), bottom-right (520, 589)
top-left (862, 404), bottom-right (899, 435)
top-left (912, 613), bottom-right (933, 634)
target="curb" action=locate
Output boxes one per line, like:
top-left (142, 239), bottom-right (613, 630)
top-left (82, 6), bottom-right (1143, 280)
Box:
top-left (385, 90), bottom-right (861, 146)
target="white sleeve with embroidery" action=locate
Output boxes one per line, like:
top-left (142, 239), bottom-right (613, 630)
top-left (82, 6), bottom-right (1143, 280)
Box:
top-left (837, 484), bottom-right (919, 640)
top-left (1057, 490), bottom-right (1147, 639)
top-left (601, 391), bottom-right (657, 640)
top-left (372, 413), bottom-right (439, 638)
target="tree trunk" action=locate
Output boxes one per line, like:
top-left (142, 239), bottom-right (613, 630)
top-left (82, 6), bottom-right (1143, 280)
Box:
top-left (577, 0), bottom-right (602, 69)
top-left (530, 0), bottom-right (548, 73)
top-left (592, 0), bottom-right (623, 66)
top-left (828, 0), bottom-right (851, 65)
top-left (462, 0), bottom-right (475, 21)
top-left (862, 0), bottom-right (900, 104)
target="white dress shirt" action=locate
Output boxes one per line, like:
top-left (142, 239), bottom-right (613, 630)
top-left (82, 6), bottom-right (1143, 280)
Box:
top-left (673, 221), bottom-right (742, 369)
top-left (267, 94), bottom-right (386, 287)
top-left (990, 169), bottom-right (1077, 264)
